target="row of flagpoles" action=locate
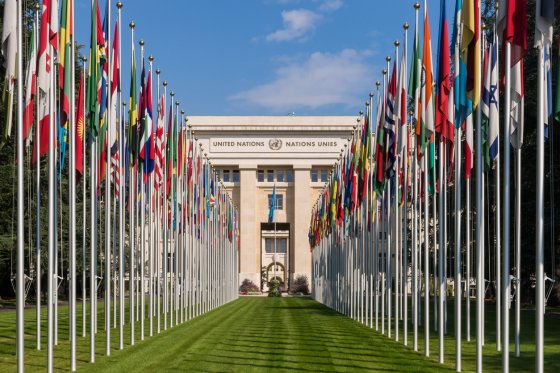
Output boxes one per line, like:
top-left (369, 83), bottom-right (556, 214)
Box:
top-left (3, 0), bottom-right (241, 372)
top-left (310, 0), bottom-right (557, 372)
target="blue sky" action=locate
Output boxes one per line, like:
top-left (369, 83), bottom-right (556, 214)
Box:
top-left (74, 0), bottom-right (451, 116)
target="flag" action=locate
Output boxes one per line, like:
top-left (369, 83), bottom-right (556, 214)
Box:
top-left (155, 95), bottom-right (165, 190)
top-left (435, 0), bottom-right (452, 143)
top-left (86, 0), bottom-right (105, 140)
top-left (76, 73), bottom-right (84, 177)
top-left (499, 0), bottom-right (527, 150)
top-left (140, 70), bottom-right (154, 179)
top-left (268, 184), bottom-right (276, 224)
top-left (110, 21), bottom-right (120, 190)
top-left (1, 0), bottom-right (17, 145)
top-left (535, 0), bottom-right (555, 140)
top-left (384, 62), bottom-right (397, 180)
top-left (23, 17), bottom-right (38, 146)
top-left (59, 0), bottom-right (72, 136)
top-left (33, 0), bottom-right (54, 164)
top-left (397, 41), bottom-right (407, 162)
top-left (482, 34), bottom-right (499, 163)
top-left (464, 106), bottom-right (474, 180)
top-left (419, 1), bottom-right (434, 153)
top-left (165, 103), bottom-right (173, 195)
top-left (129, 37), bottom-right (138, 164)
top-left (57, 0), bottom-right (72, 175)
top-left (462, 0), bottom-right (480, 109)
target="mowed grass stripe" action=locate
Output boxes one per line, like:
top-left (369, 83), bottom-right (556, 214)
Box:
top-left (14, 297), bottom-right (555, 371)
top-left (77, 297), bottom-right (453, 372)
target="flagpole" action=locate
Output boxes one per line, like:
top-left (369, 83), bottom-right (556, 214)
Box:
top-left (393, 41), bottom-right (400, 342)
top-left (155, 68), bottom-right (161, 333)
top-left (139, 39), bottom-right (146, 341)
top-left (475, 5), bottom-right (483, 370)
top-left (453, 32), bottom-right (462, 371)
top-left (129, 20), bottom-right (136, 346)
top-left (105, 0), bottom-right (113, 355)
top-left (489, 5), bottom-right (502, 354)
top-left (33, 3), bottom-right (41, 352)
top-left (411, 2), bottom-right (420, 353)
top-left (116, 1), bottom-right (124, 351)
top-left (502, 39), bottom-right (511, 373)
top-left (16, 0), bottom-right (24, 369)
top-left (402, 22), bottom-right (409, 346)
top-left (148, 54), bottom-right (154, 337)
top-left (69, 0), bottom-right (77, 367)
top-left (82, 56), bottom-right (87, 339)
top-left (374, 81), bottom-right (380, 333)
top-left (535, 32), bottom-right (545, 373)
top-left (162, 82), bottom-right (168, 330)
top-left (47, 42), bottom-right (56, 372)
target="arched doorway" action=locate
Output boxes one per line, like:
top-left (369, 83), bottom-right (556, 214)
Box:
top-left (266, 262), bottom-right (286, 290)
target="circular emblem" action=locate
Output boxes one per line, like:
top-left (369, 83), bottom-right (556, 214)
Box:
top-left (269, 138), bottom-right (282, 151)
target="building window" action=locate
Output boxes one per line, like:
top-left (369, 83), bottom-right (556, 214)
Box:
top-left (277, 170), bottom-right (284, 182)
top-left (267, 170), bottom-right (274, 182)
top-left (286, 170), bottom-right (294, 182)
top-left (232, 169), bottom-right (240, 182)
top-left (320, 169), bottom-right (328, 182)
top-left (223, 170), bottom-right (230, 182)
top-left (268, 193), bottom-right (283, 210)
top-left (265, 238), bottom-right (287, 254)
top-left (258, 170), bottom-right (264, 182)
top-left (310, 170), bottom-right (318, 183)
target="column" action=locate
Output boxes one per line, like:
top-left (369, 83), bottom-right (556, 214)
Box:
top-left (239, 166), bottom-right (259, 287)
top-left (292, 165), bottom-right (312, 285)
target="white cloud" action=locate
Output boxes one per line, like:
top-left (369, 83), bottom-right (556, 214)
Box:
top-left (266, 9), bottom-right (321, 42)
top-left (229, 49), bottom-right (372, 111)
top-left (318, 0), bottom-right (343, 11)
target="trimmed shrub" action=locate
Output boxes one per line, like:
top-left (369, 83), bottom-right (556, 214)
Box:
top-left (268, 279), bottom-right (282, 297)
top-left (239, 279), bottom-right (260, 294)
top-left (290, 275), bottom-right (309, 295)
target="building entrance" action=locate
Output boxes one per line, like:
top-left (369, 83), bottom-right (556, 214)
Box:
top-left (261, 223), bottom-right (290, 291)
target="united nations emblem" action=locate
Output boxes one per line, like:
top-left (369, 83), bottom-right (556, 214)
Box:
top-left (269, 138), bottom-right (282, 151)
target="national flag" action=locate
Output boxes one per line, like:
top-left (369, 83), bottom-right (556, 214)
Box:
top-left (209, 178), bottom-right (215, 206)
top-left (462, 0), bottom-right (480, 109)
top-left (435, 0), bottom-right (452, 143)
top-left (384, 62), bottom-right (397, 180)
top-left (109, 21), bottom-right (120, 190)
top-left (155, 95), bottom-right (165, 190)
top-left (33, 0), bottom-right (55, 164)
top-left (268, 184), bottom-right (276, 224)
top-left (59, 0), bottom-right (72, 136)
top-left (86, 0), bottom-right (105, 140)
top-left (129, 37), bottom-right (138, 164)
top-left (419, 1), bottom-right (434, 153)
top-left (23, 17), bottom-right (38, 146)
top-left (409, 7), bottom-right (421, 127)
top-left (140, 71), bottom-right (154, 179)
top-left (76, 73), bottom-right (84, 177)
top-left (1, 0), bottom-right (17, 145)
top-left (535, 0), bottom-right (555, 140)
top-left (499, 0), bottom-right (527, 150)
top-left (165, 103), bottom-right (173, 195)
top-left (482, 33), bottom-right (499, 164)
top-left (464, 106), bottom-right (474, 180)
top-left (396, 41), bottom-right (407, 162)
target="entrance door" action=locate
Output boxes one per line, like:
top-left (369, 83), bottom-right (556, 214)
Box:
top-left (261, 233), bottom-right (289, 291)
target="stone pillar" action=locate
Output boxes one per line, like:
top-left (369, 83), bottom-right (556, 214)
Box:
top-left (239, 166), bottom-right (259, 288)
top-left (292, 165), bottom-right (312, 286)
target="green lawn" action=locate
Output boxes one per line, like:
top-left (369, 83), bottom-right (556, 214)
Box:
top-left (0, 297), bottom-right (558, 372)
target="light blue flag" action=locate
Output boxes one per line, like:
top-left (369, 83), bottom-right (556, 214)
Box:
top-left (268, 184), bottom-right (276, 224)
